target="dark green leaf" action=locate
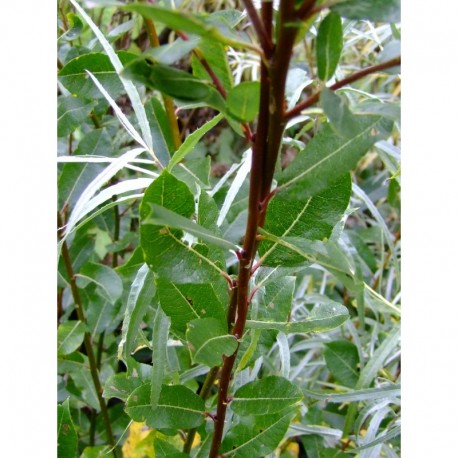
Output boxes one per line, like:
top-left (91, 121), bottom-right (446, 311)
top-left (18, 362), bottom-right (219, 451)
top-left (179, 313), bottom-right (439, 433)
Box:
top-left (58, 96), bottom-right (97, 137)
top-left (103, 373), bottom-right (143, 402)
top-left (145, 99), bottom-right (171, 166)
top-left (258, 276), bottom-right (296, 323)
top-left (259, 174), bottom-right (351, 266)
top-left (57, 399), bottom-right (78, 458)
top-left (125, 383), bottom-right (205, 429)
top-left (58, 52), bottom-right (137, 99)
top-left (331, 0), bottom-right (400, 23)
top-left (146, 36), bottom-right (200, 65)
top-left (220, 410), bottom-right (296, 457)
top-left (157, 280), bottom-right (227, 334)
top-left (246, 300), bottom-right (349, 334)
top-left (76, 262), bottom-right (123, 304)
top-left (278, 116), bottom-right (393, 199)
top-left (316, 13), bottom-right (343, 82)
top-left (140, 170), bottom-right (227, 283)
top-left (143, 203), bottom-right (238, 251)
top-left (186, 318), bottom-right (238, 366)
top-left (122, 4), bottom-right (254, 51)
top-left (324, 340), bottom-right (360, 388)
top-left (231, 376), bottom-right (303, 416)
top-left (65, 12), bottom-right (84, 41)
top-left (301, 435), bottom-right (324, 458)
top-left (226, 82), bottom-right (260, 122)
top-left (149, 97), bottom-right (175, 156)
top-left (58, 321), bottom-right (87, 356)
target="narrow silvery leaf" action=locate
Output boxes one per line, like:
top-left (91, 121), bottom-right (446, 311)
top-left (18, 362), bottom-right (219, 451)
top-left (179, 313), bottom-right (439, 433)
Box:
top-left (246, 301), bottom-right (349, 334)
top-left (118, 264), bottom-right (155, 361)
top-left (69, 0), bottom-right (154, 151)
top-left (87, 71), bottom-right (148, 150)
top-left (65, 147), bottom-right (146, 238)
top-left (276, 332), bottom-right (291, 379)
top-left (168, 113), bottom-right (224, 170)
top-left (217, 148), bottom-right (251, 226)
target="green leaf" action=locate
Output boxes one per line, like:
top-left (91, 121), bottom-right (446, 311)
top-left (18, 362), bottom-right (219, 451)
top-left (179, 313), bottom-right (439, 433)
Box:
top-left (258, 231), bottom-right (359, 289)
top-left (58, 96), bottom-right (96, 137)
top-left (321, 88), bottom-right (361, 138)
top-left (149, 97), bottom-right (175, 155)
top-left (122, 4), bottom-right (256, 52)
top-left (58, 52), bottom-right (137, 99)
top-left (146, 36), bottom-right (200, 65)
top-left (192, 39), bottom-right (233, 94)
top-left (80, 446), bottom-right (113, 458)
top-left (57, 399), bottom-right (78, 458)
top-left (246, 300), bottom-right (349, 334)
top-left (71, 367), bottom-right (100, 410)
top-left (316, 12), bottom-right (343, 82)
top-left (277, 116), bottom-right (393, 199)
top-left (151, 307), bottom-right (170, 408)
top-left (301, 435), bottom-right (324, 458)
top-left (58, 321), bottom-right (87, 356)
top-left (76, 262), bottom-right (123, 304)
top-left (123, 60), bottom-right (211, 102)
top-left (168, 113), bottom-right (224, 170)
top-left (226, 82), bottom-right (260, 122)
top-left (145, 98), bottom-right (171, 166)
top-left (331, 0), bottom-right (400, 23)
top-left (220, 410), bottom-right (296, 457)
top-left (324, 340), bottom-right (360, 388)
top-left (125, 383), bottom-right (205, 429)
top-left (58, 161), bottom-right (105, 210)
top-left (186, 318), bottom-right (238, 366)
top-left (69, 0), bottom-right (153, 151)
top-left (258, 276), bottom-right (296, 323)
top-left (231, 376), bottom-right (303, 416)
top-left (259, 174), bottom-right (351, 266)
top-left (118, 264), bottom-right (155, 362)
top-left (140, 170), bottom-right (227, 283)
top-left (144, 203), bottom-right (238, 251)
top-left (157, 280), bottom-right (227, 335)
top-left (65, 12), bottom-right (84, 41)
top-left (103, 373), bottom-right (143, 402)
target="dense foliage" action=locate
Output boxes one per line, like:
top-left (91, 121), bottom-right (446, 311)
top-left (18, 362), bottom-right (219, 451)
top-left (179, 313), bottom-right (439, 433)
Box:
top-left (57, 0), bottom-right (401, 456)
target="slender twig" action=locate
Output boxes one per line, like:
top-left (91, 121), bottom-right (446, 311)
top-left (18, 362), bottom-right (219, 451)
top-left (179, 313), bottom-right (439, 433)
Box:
top-left (241, 0), bottom-right (274, 54)
top-left (285, 56), bottom-right (401, 120)
top-left (183, 365), bottom-right (220, 453)
top-left (57, 213), bottom-right (118, 456)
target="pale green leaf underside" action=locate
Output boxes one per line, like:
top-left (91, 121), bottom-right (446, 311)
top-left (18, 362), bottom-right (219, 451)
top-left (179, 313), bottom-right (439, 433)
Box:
top-left (246, 302), bottom-right (349, 334)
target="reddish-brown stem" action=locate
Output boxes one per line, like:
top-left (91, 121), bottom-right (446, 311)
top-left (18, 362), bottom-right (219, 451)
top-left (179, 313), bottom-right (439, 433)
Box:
top-left (241, 0), bottom-right (274, 54)
top-left (208, 3), bottom-right (300, 457)
top-left (285, 56), bottom-right (401, 120)
top-left (57, 213), bottom-right (118, 456)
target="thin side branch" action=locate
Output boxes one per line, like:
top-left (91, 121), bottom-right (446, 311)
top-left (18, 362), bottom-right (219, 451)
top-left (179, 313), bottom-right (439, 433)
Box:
top-left (285, 56), bottom-right (401, 120)
top-left (57, 213), bottom-right (118, 457)
top-left (242, 0), bottom-right (274, 54)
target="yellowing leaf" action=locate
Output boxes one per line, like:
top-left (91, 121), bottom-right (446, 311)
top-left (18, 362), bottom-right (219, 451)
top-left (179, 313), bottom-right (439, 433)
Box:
top-left (122, 422), bottom-right (155, 458)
